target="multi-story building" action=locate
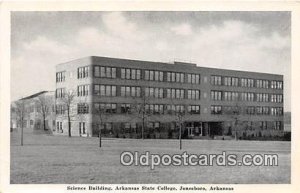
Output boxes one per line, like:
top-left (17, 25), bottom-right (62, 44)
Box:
top-left (55, 56), bottom-right (284, 139)
top-left (11, 91), bottom-right (56, 133)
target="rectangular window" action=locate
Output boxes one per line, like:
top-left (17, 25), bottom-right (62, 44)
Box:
top-left (106, 67), bottom-right (111, 78)
top-left (93, 103), bottom-right (117, 114)
top-left (120, 86), bottom-right (141, 97)
top-left (121, 104), bottom-right (131, 113)
top-left (94, 66), bottom-right (100, 77)
top-left (187, 90), bottom-right (200, 100)
top-left (187, 74), bottom-right (200, 84)
top-left (93, 85), bottom-right (116, 97)
top-left (56, 71), bottom-right (65, 82)
top-left (121, 69), bottom-right (126, 79)
top-left (232, 77), bottom-right (239, 87)
top-left (210, 75), bottom-right (222, 86)
top-left (211, 91), bottom-right (222, 101)
top-left (211, 105), bottom-right (222, 115)
top-left (224, 77), bottom-right (232, 86)
top-left (145, 87), bottom-right (164, 98)
top-left (145, 70), bottom-right (164, 81)
top-left (188, 105), bottom-right (200, 114)
top-left (246, 106), bottom-right (256, 115)
top-left (56, 88), bottom-right (65, 98)
top-left (79, 122), bottom-right (86, 134)
top-left (78, 66), bottom-right (89, 79)
top-left (121, 68), bottom-right (141, 80)
top-left (167, 72), bottom-right (184, 83)
top-left (55, 105), bottom-right (65, 115)
top-left (271, 107), bottom-right (283, 116)
top-left (241, 92), bottom-right (254, 101)
top-left (166, 105), bottom-right (184, 114)
top-left (145, 104), bottom-right (164, 114)
top-left (224, 91), bottom-right (239, 101)
top-left (166, 88), bottom-right (185, 99)
top-left (273, 121), bottom-right (282, 130)
top-left (77, 103), bottom-right (89, 114)
top-left (77, 85), bottom-right (90, 96)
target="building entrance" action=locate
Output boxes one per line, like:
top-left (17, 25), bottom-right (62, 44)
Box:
top-left (208, 122), bottom-right (223, 136)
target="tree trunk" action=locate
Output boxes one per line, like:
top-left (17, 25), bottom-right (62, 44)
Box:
top-left (68, 109), bottom-right (71, 137)
top-left (43, 115), bottom-right (46, 131)
top-left (142, 117), bottom-right (145, 140)
top-left (99, 124), bottom-right (102, 148)
top-left (79, 125), bottom-right (82, 137)
top-left (234, 119), bottom-right (238, 140)
top-left (179, 123), bottom-right (182, 150)
top-left (21, 118), bottom-right (24, 146)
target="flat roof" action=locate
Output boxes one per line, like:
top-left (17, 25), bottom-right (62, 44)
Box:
top-left (56, 55), bottom-right (283, 77)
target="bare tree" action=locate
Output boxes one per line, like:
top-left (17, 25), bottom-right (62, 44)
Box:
top-left (223, 103), bottom-right (243, 140)
top-left (60, 91), bottom-right (75, 137)
top-left (14, 98), bottom-right (27, 146)
top-left (132, 92), bottom-right (152, 139)
top-left (36, 95), bottom-right (53, 131)
top-left (168, 101), bottom-right (187, 150)
top-left (93, 104), bottom-right (109, 147)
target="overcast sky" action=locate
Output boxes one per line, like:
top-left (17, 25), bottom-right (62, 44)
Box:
top-left (11, 11), bottom-right (291, 111)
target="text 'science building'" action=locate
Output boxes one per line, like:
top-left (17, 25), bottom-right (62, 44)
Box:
top-left (55, 56), bottom-right (284, 139)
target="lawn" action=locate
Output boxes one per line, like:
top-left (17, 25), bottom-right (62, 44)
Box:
top-left (10, 131), bottom-right (291, 184)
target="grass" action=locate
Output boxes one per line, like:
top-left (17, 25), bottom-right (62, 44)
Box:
top-left (10, 131), bottom-right (290, 184)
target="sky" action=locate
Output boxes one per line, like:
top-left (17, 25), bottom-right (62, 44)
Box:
top-left (11, 11), bottom-right (291, 111)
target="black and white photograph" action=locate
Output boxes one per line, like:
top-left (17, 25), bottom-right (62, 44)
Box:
top-left (1, 2), bottom-right (299, 193)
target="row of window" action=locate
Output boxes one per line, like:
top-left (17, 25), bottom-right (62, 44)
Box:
top-left (57, 85), bottom-right (283, 103)
top-left (211, 90), bottom-right (283, 103)
top-left (72, 103), bottom-right (202, 115)
top-left (57, 86), bottom-right (283, 105)
top-left (167, 72), bottom-right (185, 83)
top-left (211, 105), bottom-right (283, 116)
top-left (55, 121), bottom-right (86, 134)
top-left (79, 66), bottom-right (200, 84)
top-left (235, 121), bottom-right (282, 130)
top-left (94, 85), bottom-right (117, 97)
top-left (145, 87), bottom-right (164, 98)
top-left (211, 75), bottom-right (283, 89)
top-left (94, 66), bottom-right (117, 78)
top-left (55, 120), bottom-right (282, 132)
top-left (224, 77), bottom-right (239, 87)
top-left (90, 85), bottom-right (199, 100)
top-left (28, 105), bottom-right (55, 113)
top-left (122, 68), bottom-right (141, 80)
top-left (145, 70), bottom-right (163, 81)
top-left (121, 86), bottom-right (141, 97)
top-left (58, 66), bottom-right (283, 90)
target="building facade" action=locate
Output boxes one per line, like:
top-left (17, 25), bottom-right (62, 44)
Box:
top-left (55, 56), bottom-right (284, 139)
top-left (11, 91), bottom-right (56, 133)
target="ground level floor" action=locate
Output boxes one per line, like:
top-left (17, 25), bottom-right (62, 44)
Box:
top-left (53, 120), bottom-right (284, 140)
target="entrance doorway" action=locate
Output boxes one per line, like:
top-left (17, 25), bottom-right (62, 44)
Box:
top-left (208, 122), bottom-right (223, 136)
top-left (185, 122), bottom-right (203, 137)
